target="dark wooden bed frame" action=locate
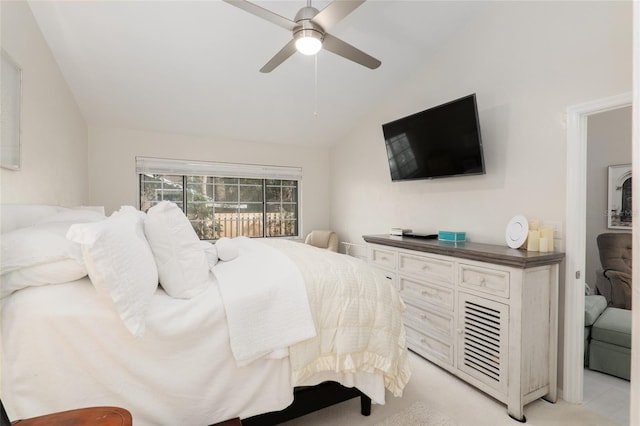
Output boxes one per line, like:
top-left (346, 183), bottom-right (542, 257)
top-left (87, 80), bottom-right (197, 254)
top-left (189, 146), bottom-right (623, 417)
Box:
top-left (242, 382), bottom-right (371, 425)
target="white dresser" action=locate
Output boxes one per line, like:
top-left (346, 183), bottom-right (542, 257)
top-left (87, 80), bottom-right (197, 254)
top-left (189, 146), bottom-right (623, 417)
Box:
top-left (363, 234), bottom-right (565, 422)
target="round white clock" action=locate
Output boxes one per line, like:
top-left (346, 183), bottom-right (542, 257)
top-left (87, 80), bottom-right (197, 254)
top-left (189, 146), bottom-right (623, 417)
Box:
top-left (505, 215), bottom-right (529, 248)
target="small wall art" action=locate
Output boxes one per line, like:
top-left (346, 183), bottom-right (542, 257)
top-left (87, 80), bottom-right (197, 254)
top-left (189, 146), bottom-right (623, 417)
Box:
top-left (607, 163), bottom-right (632, 229)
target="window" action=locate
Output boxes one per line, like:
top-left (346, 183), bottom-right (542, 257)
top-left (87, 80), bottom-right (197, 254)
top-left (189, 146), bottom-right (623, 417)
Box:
top-left (138, 157), bottom-right (301, 240)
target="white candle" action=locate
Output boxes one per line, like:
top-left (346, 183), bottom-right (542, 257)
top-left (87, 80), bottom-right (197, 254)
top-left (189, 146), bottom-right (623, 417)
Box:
top-left (539, 237), bottom-right (549, 252)
top-left (529, 220), bottom-right (540, 231)
top-left (540, 227), bottom-right (554, 252)
top-left (527, 230), bottom-right (540, 251)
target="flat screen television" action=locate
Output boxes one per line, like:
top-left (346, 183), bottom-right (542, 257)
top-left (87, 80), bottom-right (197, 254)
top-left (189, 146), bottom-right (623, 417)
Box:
top-left (381, 94), bottom-right (485, 181)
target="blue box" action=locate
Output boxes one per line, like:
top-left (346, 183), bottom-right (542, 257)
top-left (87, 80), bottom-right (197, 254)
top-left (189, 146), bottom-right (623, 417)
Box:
top-left (438, 231), bottom-right (466, 242)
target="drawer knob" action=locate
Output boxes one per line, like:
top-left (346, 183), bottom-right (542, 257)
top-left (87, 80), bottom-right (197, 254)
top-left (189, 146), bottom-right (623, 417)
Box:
top-left (479, 277), bottom-right (486, 286)
top-left (420, 314), bottom-right (427, 320)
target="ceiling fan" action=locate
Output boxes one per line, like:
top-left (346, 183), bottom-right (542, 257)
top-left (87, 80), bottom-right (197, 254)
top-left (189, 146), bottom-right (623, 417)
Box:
top-left (223, 0), bottom-right (381, 73)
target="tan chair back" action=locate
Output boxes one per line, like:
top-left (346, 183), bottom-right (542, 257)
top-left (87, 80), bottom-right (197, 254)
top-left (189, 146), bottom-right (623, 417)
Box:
top-left (304, 230), bottom-right (338, 252)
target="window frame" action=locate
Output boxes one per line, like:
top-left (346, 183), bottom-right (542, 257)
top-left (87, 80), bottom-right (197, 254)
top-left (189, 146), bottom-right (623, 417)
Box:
top-left (137, 157), bottom-right (302, 241)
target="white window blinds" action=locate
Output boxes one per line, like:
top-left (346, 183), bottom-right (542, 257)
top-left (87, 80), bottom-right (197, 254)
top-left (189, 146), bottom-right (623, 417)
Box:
top-left (136, 157), bottom-right (302, 181)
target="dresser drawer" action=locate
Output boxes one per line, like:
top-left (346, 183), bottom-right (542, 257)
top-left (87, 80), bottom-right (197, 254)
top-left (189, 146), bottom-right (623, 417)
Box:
top-left (369, 245), bottom-right (397, 270)
top-left (399, 253), bottom-right (454, 284)
top-left (403, 302), bottom-right (454, 340)
top-left (406, 325), bottom-right (454, 367)
top-left (399, 277), bottom-right (454, 311)
top-left (459, 263), bottom-right (510, 298)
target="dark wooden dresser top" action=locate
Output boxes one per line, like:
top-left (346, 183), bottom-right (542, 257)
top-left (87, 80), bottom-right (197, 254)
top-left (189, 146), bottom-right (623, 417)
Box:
top-left (363, 234), bottom-right (565, 269)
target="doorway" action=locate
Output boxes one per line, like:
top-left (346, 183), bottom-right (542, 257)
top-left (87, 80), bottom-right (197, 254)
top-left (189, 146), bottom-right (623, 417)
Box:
top-left (583, 106), bottom-right (632, 424)
top-left (563, 92), bottom-right (632, 405)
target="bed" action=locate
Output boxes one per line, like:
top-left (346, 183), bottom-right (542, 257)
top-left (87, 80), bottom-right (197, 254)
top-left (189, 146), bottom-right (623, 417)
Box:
top-left (0, 203), bottom-right (410, 425)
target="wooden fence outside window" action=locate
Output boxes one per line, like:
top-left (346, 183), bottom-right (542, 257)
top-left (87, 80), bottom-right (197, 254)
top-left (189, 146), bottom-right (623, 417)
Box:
top-left (191, 212), bottom-right (296, 239)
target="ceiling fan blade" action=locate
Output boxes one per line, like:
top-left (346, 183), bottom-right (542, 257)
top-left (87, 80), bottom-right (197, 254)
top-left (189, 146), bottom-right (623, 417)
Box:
top-left (223, 0), bottom-right (296, 31)
top-left (260, 39), bottom-right (298, 73)
top-left (312, 0), bottom-right (365, 31)
top-left (322, 33), bottom-right (381, 70)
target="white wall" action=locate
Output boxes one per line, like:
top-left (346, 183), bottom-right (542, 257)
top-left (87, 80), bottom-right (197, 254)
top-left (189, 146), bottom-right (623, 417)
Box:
top-left (329, 1), bottom-right (632, 392)
top-left (585, 107), bottom-right (632, 293)
top-left (88, 126), bottom-right (331, 237)
top-left (0, 1), bottom-right (88, 206)
top-left (330, 2), bottom-right (631, 249)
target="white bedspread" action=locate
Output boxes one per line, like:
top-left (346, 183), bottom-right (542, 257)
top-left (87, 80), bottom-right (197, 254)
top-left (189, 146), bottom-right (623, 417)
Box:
top-left (1, 278), bottom-right (294, 425)
top-left (213, 237), bottom-right (316, 365)
top-left (260, 239), bottom-right (411, 399)
top-left (2, 238), bottom-right (410, 424)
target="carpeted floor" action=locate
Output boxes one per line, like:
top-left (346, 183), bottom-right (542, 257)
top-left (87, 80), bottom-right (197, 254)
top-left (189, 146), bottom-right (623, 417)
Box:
top-left (374, 401), bottom-right (455, 426)
top-left (281, 352), bottom-right (620, 426)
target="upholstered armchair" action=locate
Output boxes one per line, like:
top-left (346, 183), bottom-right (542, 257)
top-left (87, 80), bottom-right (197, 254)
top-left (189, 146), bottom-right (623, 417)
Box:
top-left (595, 232), bottom-right (632, 309)
top-left (304, 230), bottom-right (338, 252)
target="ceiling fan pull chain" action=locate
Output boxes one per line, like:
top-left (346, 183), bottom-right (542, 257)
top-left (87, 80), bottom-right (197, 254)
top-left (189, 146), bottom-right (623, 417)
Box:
top-left (314, 54), bottom-right (319, 117)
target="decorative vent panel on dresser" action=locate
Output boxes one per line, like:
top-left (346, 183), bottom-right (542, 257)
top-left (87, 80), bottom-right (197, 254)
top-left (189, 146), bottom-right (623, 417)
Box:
top-left (458, 293), bottom-right (508, 395)
top-left (363, 234), bottom-right (564, 422)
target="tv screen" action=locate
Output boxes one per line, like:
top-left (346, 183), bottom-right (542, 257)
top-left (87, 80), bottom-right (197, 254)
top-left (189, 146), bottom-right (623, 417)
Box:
top-left (381, 94), bottom-right (485, 181)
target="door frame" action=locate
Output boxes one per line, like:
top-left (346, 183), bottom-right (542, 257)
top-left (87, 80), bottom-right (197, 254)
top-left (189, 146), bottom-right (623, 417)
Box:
top-left (563, 92), bottom-right (632, 403)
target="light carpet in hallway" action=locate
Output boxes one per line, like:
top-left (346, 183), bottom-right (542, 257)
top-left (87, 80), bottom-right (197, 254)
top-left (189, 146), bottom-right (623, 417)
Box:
top-left (374, 401), bottom-right (456, 426)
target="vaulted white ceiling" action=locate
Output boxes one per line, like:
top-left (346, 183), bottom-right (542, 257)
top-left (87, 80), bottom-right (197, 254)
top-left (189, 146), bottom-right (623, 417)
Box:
top-left (28, 1), bottom-right (486, 146)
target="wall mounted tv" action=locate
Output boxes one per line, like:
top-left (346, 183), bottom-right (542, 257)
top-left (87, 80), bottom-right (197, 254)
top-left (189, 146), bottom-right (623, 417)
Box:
top-left (381, 93), bottom-right (485, 181)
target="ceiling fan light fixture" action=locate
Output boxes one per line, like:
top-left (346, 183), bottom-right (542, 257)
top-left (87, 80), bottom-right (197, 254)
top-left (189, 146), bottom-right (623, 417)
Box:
top-left (223, 0), bottom-right (381, 72)
top-left (295, 29), bottom-right (323, 55)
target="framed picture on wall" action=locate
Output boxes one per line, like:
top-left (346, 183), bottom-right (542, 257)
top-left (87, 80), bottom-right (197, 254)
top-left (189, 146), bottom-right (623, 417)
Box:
top-left (607, 163), bottom-right (632, 229)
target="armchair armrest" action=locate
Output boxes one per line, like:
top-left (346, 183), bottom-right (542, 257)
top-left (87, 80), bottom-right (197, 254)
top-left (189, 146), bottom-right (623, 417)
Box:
top-left (603, 270), bottom-right (632, 309)
top-left (595, 269), bottom-right (612, 302)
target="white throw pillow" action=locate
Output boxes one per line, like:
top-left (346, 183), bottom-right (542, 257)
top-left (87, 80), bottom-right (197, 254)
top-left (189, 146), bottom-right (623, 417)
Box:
top-left (67, 206), bottom-right (158, 337)
top-left (1, 259), bottom-right (86, 298)
top-left (1, 222), bottom-right (84, 274)
top-left (144, 201), bottom-right (210, 298)
top-left (36, 208), bottom-right (106, 225)
top-left (0, 212), bottom-right (104, 298)
top-left (216, 237), bottom-right (239, 262)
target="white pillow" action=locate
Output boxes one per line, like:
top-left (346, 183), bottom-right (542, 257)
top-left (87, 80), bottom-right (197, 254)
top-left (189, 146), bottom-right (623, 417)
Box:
top-left (0, 218), bottom-right (101, 298)
top-left (1, 259), bottom-right (86, 298)
top-left (37, 208), bottom-right (106, 225)
top-left (144, 201), bottom-right (210, 298)
top-left (67, 206), bottom-right (158, 337)
top-left (1, 222), bottom-right (84, 274)
top-left (201, 241), bottom-right (219, 270)
top-left (216, 237), bottom-right (239, 261)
